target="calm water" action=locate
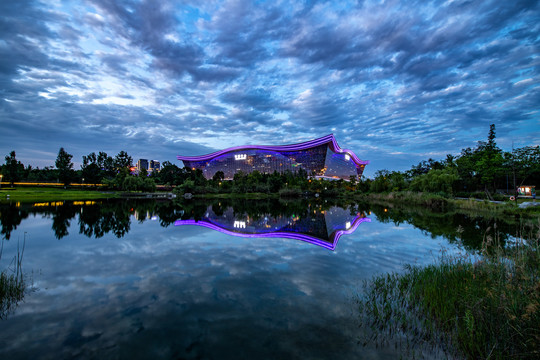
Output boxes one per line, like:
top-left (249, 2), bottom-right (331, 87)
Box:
top-left (0, 199), bottom-right (517, 359)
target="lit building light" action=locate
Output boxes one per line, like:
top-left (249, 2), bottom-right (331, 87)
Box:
top-left (234, 221), bottom-right (246, 228)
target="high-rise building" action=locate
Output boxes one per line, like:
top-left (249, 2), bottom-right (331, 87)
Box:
top-left (136, 159), bottom-right (149, 171)
top-left (149, 160), bottom-right (160, 172)
top-left (177, 134), bottom-right (369, 180)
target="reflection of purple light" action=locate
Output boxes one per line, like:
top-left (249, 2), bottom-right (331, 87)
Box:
top-left (330, 216), bottom-right (371, 250)
top-left (174, 216), bottom-right (371, 251)
top-left (177, 134), bottom-right (369, 169)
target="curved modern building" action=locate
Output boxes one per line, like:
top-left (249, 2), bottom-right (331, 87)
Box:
top-left (177, 134), bottom-right (369, 180)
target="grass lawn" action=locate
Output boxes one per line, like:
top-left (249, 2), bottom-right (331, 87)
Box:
top-left (0, 187), bottom-right (119, 203)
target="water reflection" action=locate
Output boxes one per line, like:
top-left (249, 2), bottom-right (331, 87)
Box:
top-left (1, 198), bottom-right (535, 359)
top-left (365, 202), bottom-right (536, 251)
top-left (0, 198), bottom-right (535, 251)
top-left (175, 205), bottom-right (370, 250)
top-left (0, 200), bottom-right (181, 240)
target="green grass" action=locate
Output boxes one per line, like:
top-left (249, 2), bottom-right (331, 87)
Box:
top-left (0, 187), bottom-right (119, 203)
top-left (358, 230), bottom-right (540, 359)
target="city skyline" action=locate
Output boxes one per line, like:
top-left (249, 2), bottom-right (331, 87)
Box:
top-left (1, 1), bottom-right (539, 178)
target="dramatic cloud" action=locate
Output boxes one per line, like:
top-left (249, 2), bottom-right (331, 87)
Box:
top-left (1, 0), bottom-right (539, 175)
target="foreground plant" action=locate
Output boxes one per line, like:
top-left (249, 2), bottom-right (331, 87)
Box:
top-left (358, 228), bottom-right (540, 359)
top-left (0, 238), bottom-right (26, 319)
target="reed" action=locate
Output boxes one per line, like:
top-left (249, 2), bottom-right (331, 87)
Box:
top-left (0, 235), bottom-right (26, 319)
top-left (358, 222), bottom-right (540, 359)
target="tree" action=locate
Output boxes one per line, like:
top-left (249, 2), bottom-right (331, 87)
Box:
top-left (455, 147), bottom-right (481, 192)
top-left (370, 170), bottom-right (391, 193)
top-left (114, 151), bottom-right (133, 171)
top-left (81, 152), bottom-right (103, 184)
top-left (55, 147), bottom-right (74, 186)
top-left (156, 161), bottom-right (181, 185)
top-left (192, 169), bottom-right (207, 186)
top-left (3, 150), bottom-right (22, 187)
top-left (98, 151), bottom-right (116, 179)
top-left (349, 175), bottom-right (358, 189)
top-left (212, 171), bottom-right (225, 183)
top-left (409, 168), bottom-right (459, 195)
top-left (507, 145), bottom-right (540, 188)
top-left (475, 124), bottom-right (504, 191)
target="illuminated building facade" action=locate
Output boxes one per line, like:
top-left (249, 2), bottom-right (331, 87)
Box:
top-left (136, 159), bottom-right (149, 171)
top-left (149, 160), bottom-right (160, 172)
top-left (177, 134), bottom-right (369, 180)
top-left (135, 159), bottom-right (160, 174)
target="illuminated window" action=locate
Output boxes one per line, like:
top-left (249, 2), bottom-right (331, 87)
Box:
top-left (234, 221), bottom-right (246, 228)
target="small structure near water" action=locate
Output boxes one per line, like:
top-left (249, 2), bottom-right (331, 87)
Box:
top-left (517, 185), bottom-right (536, 198)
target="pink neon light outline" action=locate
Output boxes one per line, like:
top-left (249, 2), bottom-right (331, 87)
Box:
top-left (177, 134), bottom-right (369, 168)
top-left (174, 215), bottom-right (371, 251)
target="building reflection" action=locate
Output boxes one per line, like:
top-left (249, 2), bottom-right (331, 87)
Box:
top-left (175, 205), bottom-right (370, 250)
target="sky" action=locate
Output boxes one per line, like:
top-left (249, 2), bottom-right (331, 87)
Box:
top-left (1, 0), bottom-right (539, 177)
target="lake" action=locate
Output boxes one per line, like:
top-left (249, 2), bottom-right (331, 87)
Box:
top-left (0, 198), bottom-right (518, 359)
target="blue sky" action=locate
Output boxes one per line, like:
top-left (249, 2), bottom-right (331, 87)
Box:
top-left (1, 0), bottom-right (539, 177)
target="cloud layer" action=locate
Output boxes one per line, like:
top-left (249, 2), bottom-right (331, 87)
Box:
top-left (1, 0), bottom-right (539, 175)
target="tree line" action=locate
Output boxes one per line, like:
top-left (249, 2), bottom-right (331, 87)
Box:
top-left (366, 125), bottom-right (539, 199)
top-left (2, 125), bottom-right (538, 197)
top-left (1, 148), bottom-right (156, 192)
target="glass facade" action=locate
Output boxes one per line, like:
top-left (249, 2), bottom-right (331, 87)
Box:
top-left (183, 145), bottom-right (328, 180)
top-left (179, 135), bottom-right (368, 180)
top-left (323, 150), bottom-right (366, 179)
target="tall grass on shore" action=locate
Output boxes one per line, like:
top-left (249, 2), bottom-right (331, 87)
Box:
top-left (0, 236), bottom-right (26, 319)
top-left (358, 222), bottom-right (540, 359)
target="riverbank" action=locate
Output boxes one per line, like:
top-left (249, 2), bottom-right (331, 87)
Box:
top-left (0, 187), bottom-right (183, 203)
top-left (356, 191), bottom-right (540, 218)
top-left (0, 187), bottom-right (119, 203)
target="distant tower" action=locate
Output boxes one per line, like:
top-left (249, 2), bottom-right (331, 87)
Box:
top-left (149, 160), bottom-right (160, 173)
top-left (137, 159), bottom-right (149, 172)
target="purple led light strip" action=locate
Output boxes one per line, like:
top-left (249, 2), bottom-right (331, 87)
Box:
top-left (174, 216), bottom-right (371, 251)
top-left (329, 216), bottom-right (371, 250)
top-left (177, 134), bottom-right (369, 168)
